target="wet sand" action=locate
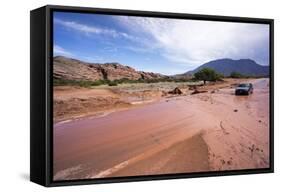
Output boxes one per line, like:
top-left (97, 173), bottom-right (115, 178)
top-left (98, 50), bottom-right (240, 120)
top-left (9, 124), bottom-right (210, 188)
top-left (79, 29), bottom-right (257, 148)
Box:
top-left (110, 133), bottom-right (209, 177)
top-left (53, 78), bottom-right (270, 180)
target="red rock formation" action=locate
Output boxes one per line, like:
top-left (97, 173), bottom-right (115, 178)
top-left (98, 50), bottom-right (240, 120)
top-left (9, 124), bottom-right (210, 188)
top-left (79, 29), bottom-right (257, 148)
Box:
top-left (53, 56), bottom-right (165, 81)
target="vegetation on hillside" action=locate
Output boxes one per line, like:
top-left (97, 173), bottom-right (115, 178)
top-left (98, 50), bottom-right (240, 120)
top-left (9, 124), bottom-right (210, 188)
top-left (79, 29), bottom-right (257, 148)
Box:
top-left (53, 77), bottom-right (195, 87)
top-left (54, 67), bottom-right (267, 88)
top-left (228, 71), bottom-right (267, 79)
top-left (229, 71), bottom-right (244, 78)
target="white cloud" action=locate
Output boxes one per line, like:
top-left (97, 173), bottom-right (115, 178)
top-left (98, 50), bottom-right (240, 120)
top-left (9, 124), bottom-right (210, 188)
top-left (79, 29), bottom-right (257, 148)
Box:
top-left (53, 45), bottom-right (73, 57)
top-left (54, 18), bottom-right (117, 36)
top-left (117, 16), bottom-right (269, 70)
top-left (54, 18), bottom-right (139, 42)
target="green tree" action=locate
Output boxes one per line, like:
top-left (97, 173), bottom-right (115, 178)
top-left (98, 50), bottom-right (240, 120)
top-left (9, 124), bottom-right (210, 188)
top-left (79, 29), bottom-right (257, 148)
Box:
top-left (230, 71), bottom-right (243, 78)
top-left (194, 68), bottom-right (222, 84)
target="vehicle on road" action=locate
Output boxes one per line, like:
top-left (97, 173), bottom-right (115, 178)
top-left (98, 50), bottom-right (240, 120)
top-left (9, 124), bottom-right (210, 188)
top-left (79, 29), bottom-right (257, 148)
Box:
top-left (235, 83), bottom-right (253, 95)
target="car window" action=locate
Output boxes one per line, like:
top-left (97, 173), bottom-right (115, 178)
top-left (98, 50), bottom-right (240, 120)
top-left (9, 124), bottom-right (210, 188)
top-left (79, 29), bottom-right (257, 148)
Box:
top-left (238, 84), bottom-right (249, 87)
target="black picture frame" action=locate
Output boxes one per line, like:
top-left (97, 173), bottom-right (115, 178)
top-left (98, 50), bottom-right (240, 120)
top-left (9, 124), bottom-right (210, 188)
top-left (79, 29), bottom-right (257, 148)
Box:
top-left (30, 5), bottom-right (274, 187)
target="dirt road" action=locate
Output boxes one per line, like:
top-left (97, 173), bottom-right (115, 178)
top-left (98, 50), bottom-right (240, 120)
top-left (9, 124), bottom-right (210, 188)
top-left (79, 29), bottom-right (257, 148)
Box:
top-left (53, 78), bottom-right (270, 180)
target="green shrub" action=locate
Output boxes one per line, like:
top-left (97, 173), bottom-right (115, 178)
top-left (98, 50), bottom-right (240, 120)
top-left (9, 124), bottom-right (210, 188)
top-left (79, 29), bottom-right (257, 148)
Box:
top-left (230, 71), bottom-right (244, 78)
top-left (53, 76), bottom-right (197, 88)
top-left (108, 81), bottom-right (118, 86)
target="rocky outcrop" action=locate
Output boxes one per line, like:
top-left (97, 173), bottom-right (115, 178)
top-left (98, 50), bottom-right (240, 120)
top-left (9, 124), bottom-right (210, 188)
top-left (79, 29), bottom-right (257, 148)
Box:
top-left (54, 56), bottom-right (165, 81)
top-left (53, 56), bottom-right (103, 81)
top-left (168, 87), bottom-right (183, 95)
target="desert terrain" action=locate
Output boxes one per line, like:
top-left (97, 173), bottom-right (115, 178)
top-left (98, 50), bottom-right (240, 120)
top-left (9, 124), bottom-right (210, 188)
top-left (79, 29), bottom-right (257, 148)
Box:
top-left (53, 78), bottom-right (270, 180)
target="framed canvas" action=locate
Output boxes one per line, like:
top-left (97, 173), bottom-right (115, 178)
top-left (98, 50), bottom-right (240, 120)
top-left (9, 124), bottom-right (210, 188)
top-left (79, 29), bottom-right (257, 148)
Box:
top-left (30, 5), bottom-right (274, 187)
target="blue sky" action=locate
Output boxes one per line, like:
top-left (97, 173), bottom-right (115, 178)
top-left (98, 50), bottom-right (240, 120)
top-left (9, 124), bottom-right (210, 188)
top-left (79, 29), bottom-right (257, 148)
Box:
top-left (53, 11), bottom-right (270, 75)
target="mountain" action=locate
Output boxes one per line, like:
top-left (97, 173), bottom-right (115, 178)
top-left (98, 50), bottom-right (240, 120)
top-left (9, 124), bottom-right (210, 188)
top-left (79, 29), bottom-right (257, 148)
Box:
top-left (53, 56), bottom-right (165, 81)
top-left (184, 58), bottom-right (269, 77)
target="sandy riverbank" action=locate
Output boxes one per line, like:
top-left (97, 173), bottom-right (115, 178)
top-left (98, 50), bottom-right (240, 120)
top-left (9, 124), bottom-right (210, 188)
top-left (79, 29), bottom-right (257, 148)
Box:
top-left (54, 78), bottom-right (254, 122)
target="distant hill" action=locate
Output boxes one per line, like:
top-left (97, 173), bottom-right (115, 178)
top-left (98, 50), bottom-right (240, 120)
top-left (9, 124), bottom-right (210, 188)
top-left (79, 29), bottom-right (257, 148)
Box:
top-left (53, 56), bottom-right (165, 81)
top-left (184, 58), bottom-right (269, 77)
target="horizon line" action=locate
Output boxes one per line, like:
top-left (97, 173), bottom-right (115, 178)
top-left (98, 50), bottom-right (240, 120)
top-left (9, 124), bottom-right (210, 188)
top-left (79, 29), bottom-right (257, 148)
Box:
top-left (53, 55), bottom-right (269, 76)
